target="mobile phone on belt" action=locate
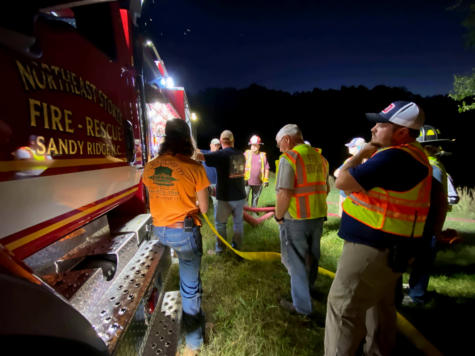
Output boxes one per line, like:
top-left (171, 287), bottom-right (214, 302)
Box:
top-left (184, 216), bottom-right (194, 232)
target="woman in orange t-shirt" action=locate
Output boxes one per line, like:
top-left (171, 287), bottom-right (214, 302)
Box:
top-left (143, 118), bottom-right (209, 354)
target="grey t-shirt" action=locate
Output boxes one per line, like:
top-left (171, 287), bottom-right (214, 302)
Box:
top-left (275, 157), bottom-right (295, 219)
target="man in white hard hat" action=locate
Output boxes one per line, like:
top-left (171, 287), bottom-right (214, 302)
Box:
top-left (244, 134), bottom-right (270, 208)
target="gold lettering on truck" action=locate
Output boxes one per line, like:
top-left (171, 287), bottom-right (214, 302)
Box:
top-left (18, 60), bottom-right (128, 160)
top-left (28, 98), bottom-right (74, 133)
top-left (16, 60), bottom-right (124, 125)
top-left (29, 98), bottom-right (41, 127)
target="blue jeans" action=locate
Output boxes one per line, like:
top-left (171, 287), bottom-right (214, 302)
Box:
top-left (215, 199), bottom-right (245, 251)
top-left (153, 226), bottom-right (203, 350)
top-left (408, 234), bottom-right (437, 301)
top-left (280, 218), bottom-right (324, 315)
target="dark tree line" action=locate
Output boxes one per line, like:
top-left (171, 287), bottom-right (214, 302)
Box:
top-left (190, 84), bottom-right (475, 188)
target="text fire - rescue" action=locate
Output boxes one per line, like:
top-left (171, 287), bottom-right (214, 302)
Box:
top-left (29, 98), bottom-right (123, 157)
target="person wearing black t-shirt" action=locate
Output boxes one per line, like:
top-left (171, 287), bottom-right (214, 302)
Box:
top-left (200, 130), bottom-right (246, 254)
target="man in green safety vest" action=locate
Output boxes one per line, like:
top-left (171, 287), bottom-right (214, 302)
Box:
top-left (274, 124), bottom-right (329, 318)
top-left (324, 101), bottom-right (432, 355)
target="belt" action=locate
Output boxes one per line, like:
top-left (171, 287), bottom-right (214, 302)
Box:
top-left (165, 222), bottom-right (184, 229)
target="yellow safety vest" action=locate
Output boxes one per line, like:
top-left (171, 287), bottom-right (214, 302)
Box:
top-left (18, 146), bottom-right (46, 161)
top-left (428, 154), bottom-right (449, 212)
top-left (17, 146), bottom-right (49, 173)
top-left (342, 142), bottom-right (432, 238)
top-left (244, 150), bottom-right (268, 182)
top-left (280, 144), bottom-right (328, 219)
top-left (428, 155), bottom-right (447, 196)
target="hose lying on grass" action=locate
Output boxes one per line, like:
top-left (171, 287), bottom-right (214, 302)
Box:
top-left (201, 212), bottom-right (443, 356)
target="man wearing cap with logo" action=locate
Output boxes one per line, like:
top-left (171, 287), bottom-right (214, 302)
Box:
top-left (334, 137), bottom-right (366, 217)
top-left (244, 135), bottom-right (270, 208)
top-left (324, 102), bottom-right (432, 355)
top-left (274, 124), bottom-right (329, 317)
top-left (200, 138), bottom-right (221, 214)
top-left (199, 130), bottom-right (246, 254)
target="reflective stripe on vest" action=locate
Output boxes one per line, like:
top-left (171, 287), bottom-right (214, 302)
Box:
top-left (244, 150), bottom-right (267, 182)
top-left (342, 142), bottom-right (432, 238)
top-left (281, 144), bottom-right (328, 219)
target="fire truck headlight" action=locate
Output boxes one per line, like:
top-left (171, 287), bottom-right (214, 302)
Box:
top-left (160, 77), bottom-right (174, 88)
top-left (166, 77), bottom-right (175, 88)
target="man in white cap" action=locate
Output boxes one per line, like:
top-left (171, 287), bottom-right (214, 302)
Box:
top-left (274, 124), bottom-right (329, 318)
top-left (334, 137), bottom-right (366, 217)
top-left (345, 137), bottom-right (366, 155)
top-left (324, 101), bottom-right (432, 355)
top-left (244, 134), bottom-right (270, 208)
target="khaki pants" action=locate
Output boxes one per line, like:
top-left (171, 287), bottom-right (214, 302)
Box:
top-left (325, 242), bottom-right (401, 356)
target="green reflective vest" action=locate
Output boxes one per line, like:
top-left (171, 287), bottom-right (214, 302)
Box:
top-left (279, 144), bottom-right (328, 219)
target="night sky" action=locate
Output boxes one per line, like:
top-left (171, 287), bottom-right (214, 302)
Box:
top-left (142, 0), bottom-right (474, 97)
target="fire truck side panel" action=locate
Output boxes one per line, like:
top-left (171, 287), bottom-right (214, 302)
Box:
top-left (1, 167), bottom-right (141, 259)
top-left (0, 3), bottom-right (146, 258)
top-left (1, 1), bottom-right (186, 353)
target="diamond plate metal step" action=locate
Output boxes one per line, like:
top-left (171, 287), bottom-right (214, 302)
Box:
top-left (112, 214), bottom-right (153, 246)
top-left (140, 291), bottom-right (182, 356)
top-left (20, 214), bottom-right (175, 355)
top-left (76, 240), bottom-right (170, 354)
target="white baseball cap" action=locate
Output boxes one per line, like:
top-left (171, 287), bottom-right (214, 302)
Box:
top-left (345, 137), bottom-right (365, 148)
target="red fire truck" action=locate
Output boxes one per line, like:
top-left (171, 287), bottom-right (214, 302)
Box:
top-left (0, 1), bottom-right (187, 354)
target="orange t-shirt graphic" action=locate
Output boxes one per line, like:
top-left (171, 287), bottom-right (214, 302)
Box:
top-left (143, 154), bottom-right (210, 227)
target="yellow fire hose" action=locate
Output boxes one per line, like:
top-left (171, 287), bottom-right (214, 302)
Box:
top-left (202, 212), bottom-right (281, 261)
top-left (201, 213), bottom-right (443, 356)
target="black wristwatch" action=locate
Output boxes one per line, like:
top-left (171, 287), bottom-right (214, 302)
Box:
top-left (274, 215), bottom-right (284, 222)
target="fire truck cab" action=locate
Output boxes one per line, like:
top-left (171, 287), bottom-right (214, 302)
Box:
top-left (0, 1), bottom-right (188, 354)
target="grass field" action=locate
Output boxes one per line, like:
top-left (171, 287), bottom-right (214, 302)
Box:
top-left (168, 176), bottom-right (475, 356)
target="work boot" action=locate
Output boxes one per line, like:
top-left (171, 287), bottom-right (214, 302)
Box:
top-left (215, 240), bottom-right (225, 252)
top-left (232, 232), bottom-right (242, 250)
top-left (279, 298), bottom-right (324, 326)
top-left (279, 298), bottom-right (298, 314)
top-left (401, 295), bottom-right (424, 307)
